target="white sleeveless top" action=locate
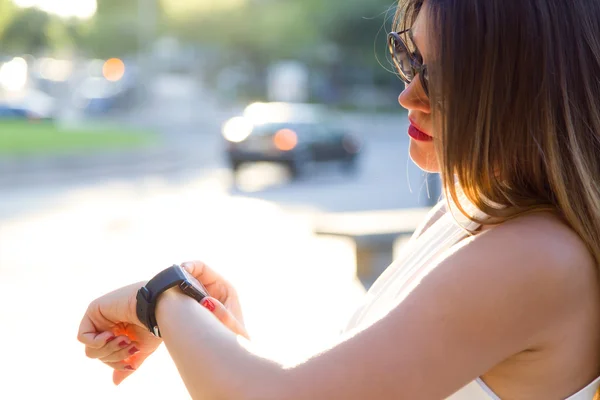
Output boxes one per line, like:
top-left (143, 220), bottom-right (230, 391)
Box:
top-left (342, 199), bottom-right (600, 399)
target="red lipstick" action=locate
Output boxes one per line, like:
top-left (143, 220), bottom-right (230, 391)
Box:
top-left (407, 120), bottom-right (433, 142)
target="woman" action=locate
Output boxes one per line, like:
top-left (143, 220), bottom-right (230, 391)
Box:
top-left (78, 0), bottom-right (600, 398)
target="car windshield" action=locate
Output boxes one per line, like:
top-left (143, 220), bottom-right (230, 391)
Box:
top-left (251, 123), bottom-right (316, 136)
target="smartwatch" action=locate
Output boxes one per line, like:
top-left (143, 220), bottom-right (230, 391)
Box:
top-left (136, 264), bottom-right (209, 337)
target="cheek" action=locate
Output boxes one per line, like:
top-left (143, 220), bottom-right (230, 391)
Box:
top-left (409, 140), bottom-right (440, 173)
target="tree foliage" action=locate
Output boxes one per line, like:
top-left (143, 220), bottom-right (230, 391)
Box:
top-left (0, 0), bottom-right (399, 81)
top-left (0, 8), bottom-right (52, 54)
top-left (0, 0), bottom-right (16, 40)
top-left (0, 3), bottom-right (88, 55)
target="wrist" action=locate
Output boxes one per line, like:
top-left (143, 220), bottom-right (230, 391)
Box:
top-left (156, 287), bottom-right (184, 311)
top-left (155, 288), bottom-right (192, 333)
top-left (136, 265), bottom-right (209, 337)
top-left (130, 280), bottom-right (149, 328)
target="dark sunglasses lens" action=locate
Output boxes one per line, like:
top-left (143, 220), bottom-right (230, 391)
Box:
top-left (389, 35), bottom-right (415, 82)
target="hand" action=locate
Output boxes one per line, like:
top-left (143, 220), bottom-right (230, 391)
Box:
top-left (77, 282), bottom-right (163, 385)
top-left (78, 261), bottom-right (247, 385)
top-left (199, 296), bottom-right (249, 339)
top-left (181, 261), bottom-right (248, 338)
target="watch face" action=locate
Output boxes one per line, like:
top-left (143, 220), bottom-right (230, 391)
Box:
top-left (180, 267), bottom-right (209, 301)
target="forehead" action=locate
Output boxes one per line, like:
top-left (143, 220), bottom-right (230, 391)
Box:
top-left (410, 2), bottom-right (430, 54)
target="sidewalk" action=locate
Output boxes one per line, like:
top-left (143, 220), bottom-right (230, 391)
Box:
top-left (0, 174), bottom-right (365, 399)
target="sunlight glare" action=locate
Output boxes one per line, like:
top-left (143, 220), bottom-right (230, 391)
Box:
top-left (11, 0), bottom-right (97, 19)
top-left (0, 57), bottom-right (28, 92)
top-left (162, 0), bottom-right (245, 16)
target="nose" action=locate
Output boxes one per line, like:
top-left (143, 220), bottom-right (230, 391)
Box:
top-left (398, 78), bottom-right (430, 113)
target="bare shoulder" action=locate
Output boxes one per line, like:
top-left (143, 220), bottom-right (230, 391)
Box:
top-left (282, 212), bottom-right (600, 399)
top-left (471, 212), bottom-right (596, 295)
top-left (416, 211), bottom-right (599, 337)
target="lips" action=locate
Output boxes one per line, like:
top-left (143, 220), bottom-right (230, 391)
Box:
top-left (408, 122), bottom-right (433, 142)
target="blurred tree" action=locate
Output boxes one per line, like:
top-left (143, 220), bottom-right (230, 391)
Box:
top-left (157, 0), bottom-right (400, 103)
top-left (96, 0), bottom-right (138, 15)
top-left (83, 0), bottom-right (164, 57)
top-left (83, 19), bottom-right (140, 58)
top-left (0, 0), bottom-right (16, 41)
top-left (167, 0), bottom-right (395, 66)
top-left (0, 3), bottom-right (89, 55)
top-left (161, 0), bottom-right (243, 17)
top-left (0, 8), bottom-right (52, 54)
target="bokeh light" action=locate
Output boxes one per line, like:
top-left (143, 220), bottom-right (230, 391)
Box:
top-left (102, 58), bottom-right (126, 82)
top-left (222, 116), bottom-right (254, 143)
top-left (11, 0), bottom-right (97, 19)
top-left (0, 57), bottom-right (28, 92)
top-left (273, 129), bottom-right (298, 151)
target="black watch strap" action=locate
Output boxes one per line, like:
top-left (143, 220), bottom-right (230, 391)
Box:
top-left (136, 265), bottom-right (186, 337)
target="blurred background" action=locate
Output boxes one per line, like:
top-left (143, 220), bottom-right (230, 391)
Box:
top-left (0, 0), bottom-right (441, 398)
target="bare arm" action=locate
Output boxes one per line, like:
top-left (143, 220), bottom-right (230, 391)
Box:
top-left (156, 214), bottom-right (590, 399)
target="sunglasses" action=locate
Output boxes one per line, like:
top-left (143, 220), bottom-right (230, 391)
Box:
top-left (388, 29), bottom-right (429, 97)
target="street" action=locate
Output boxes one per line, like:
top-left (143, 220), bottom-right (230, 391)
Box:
top-left (0, 76), bottom-right (438, 399)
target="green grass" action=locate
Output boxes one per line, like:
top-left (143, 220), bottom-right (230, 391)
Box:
top-left (0, 120), bottom-right (159, 156)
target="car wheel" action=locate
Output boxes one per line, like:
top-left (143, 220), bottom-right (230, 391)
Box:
top-left (341, 155), bottom-right (359, 175)
top-left (230, 160), bottom-right (242, 173)
top-left (288, 149), bottom-right (312, 180)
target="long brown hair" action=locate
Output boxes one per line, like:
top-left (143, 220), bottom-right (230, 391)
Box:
top-left (396, 0), bottom-right (600, 263)
top-left (395, 0), bottom-right (600, 396)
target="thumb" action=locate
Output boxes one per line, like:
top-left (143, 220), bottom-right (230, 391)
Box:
top-left (201, 297), bottom-right (249, 339)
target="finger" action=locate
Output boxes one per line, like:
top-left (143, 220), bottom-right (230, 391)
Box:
top-left (99, 342), bottom-right (140, 363)
top-left (113, 369), bottom-right (135, 386)
top-left (201, 297), bottom-right (250, 339)
top-left (85, 335), bottom-right (132, 359)
top-left (104, 360), bottom-right (136, 372)
top-left (109, 352), bottom-right (153, 386)
top-left (180, 261), bottom-right (229, 289)
top-left (181, 261), bottom-right (239, 308)
top-left (79, 328), bottom-right (115, 349)
top-left (104, 349), bottom-right (154, 386)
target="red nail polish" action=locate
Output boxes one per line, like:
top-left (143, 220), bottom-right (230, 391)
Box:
top-left (201, 298), bottom-right (216, 312)
top-left (129, 347), bottom-right (139, 355)
top-left (105, 336), bottom-right (116, 344)
top-left (119, 340), bottom-right (129, 348)
top-left (124, 365), bottom-right (135, 371)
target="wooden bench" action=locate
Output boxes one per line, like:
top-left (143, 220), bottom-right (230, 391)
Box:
top-left (313, 208), bottom-right (432, 288)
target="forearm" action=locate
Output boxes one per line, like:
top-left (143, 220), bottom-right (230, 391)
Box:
top-left (155, 290), bottom-right (286, 400)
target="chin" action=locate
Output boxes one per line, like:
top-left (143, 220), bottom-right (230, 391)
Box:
top-left (409, 139), bottom-right (440, 173)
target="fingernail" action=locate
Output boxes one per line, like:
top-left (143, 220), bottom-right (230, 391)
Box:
top-left (105, 336), bottom-right (116, 344)
top-left (119, 340), bottom-right (129, 348)
top-left (181, 262), bottom-right (192, 270)
top-left (124, 365), bottom-right (135, 371)
top-left (128, 347), bottom-right (139, 355)
top-left (201, 298), bottom-right (215, 312)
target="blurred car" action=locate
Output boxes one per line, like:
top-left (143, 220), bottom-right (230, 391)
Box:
top-left (0, 104), bottom-right (28, 119)
top-left (73, 76), bottom-right (137, 115)
top-left (0, 87), bottom-right (57, 121)
top-left (0, 101), bottom-right (53, 121)
top-left (222, 102), bottom-right (362, 178)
